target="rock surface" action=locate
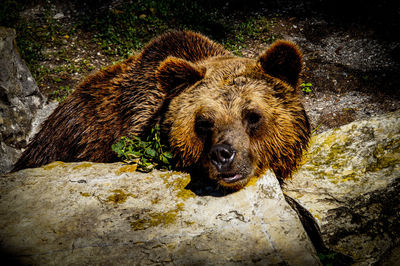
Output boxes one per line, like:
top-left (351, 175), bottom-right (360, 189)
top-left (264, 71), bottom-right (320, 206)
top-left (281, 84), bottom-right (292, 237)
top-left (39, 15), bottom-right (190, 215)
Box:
top-left (0, 162), bottom-right (319, 265)
top-left (1, 109), bottom-right (397, 265)
top-left (284, 110), bottom-right (400, 265)
top-left (0, 26), bottom-right (57, 174)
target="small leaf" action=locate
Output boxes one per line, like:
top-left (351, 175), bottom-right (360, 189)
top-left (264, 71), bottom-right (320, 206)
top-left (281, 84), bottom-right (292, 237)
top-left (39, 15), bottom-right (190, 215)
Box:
top-left (163, 152), bottom-right (173, 159)
top-left (112, 124), bottom-right (173, 171)
top-left (132, 135), bottom-right (141, 142)
top-left (145, 148), bottom-right (156, 157)
top-left (327, 253), bottom-right (335, 259)
top-left (161, 156), bottom-right (169, 164)
top-left (133, 151), bottom-right (142, 157)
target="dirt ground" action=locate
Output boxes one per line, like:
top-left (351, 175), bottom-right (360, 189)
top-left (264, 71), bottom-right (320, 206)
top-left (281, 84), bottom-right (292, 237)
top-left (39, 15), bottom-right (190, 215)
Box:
top-left (238, 3), bottom-right (400, 132)
top-left (18, 0), bottom-right (400, 133)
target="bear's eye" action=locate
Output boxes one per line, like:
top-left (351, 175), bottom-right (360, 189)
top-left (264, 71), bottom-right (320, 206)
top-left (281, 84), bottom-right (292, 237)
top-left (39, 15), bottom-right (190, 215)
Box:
top-left (195, 117), bottom-right (214, 136)
top-left (245, 111), bottom-right (262, 129)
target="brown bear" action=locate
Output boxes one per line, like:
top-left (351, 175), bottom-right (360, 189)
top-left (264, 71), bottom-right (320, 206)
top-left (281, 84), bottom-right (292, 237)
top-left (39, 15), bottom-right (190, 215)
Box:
top-left (13, 30), bottom-right (310, 190)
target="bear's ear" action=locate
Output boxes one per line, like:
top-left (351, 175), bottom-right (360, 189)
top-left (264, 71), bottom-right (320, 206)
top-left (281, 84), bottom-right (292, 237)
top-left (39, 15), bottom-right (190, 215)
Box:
top-left (259, 40), bottom-right (302, 88)
top-left (156, 57), bottom-right (206, 96)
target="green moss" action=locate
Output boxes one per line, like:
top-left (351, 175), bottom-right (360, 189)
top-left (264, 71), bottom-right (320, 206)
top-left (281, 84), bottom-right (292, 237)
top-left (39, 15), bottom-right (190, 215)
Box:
top-left (106, 189), bottom-right (136, 204)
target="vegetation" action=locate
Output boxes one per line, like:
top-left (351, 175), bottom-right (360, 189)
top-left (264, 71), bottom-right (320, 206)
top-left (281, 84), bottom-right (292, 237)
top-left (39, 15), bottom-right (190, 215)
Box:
top-left (112, 125), bottom-right (173, 172)
top-left (1, 0), bottom-right (279, 101)
top-left (78, 1), bottom-right (279, 57)
top-left (1, 1), bottom-right (69, 77)
top-left (50, 85), bottom-right (71, 102)
top-left (311, 124), bottom-right (322, 134)
top-left (84, 0), bottom-right (228, 57)
top-left (300, 82), bottom-right (313, 93)
top-left (1, 3), bottom-right (376, 265)
top-left (318, 251), bottom-right (347, 266)
top-left (224, 16), bottom-right (278, 55)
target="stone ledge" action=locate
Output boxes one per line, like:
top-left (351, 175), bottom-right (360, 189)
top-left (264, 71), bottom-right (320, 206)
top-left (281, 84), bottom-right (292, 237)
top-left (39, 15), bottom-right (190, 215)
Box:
top-left (0, 162), bottom-right (319, 265)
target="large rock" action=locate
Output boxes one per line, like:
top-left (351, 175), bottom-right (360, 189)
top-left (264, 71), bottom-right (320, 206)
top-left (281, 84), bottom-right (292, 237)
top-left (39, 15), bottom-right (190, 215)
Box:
top-left (0, 26), bottom-right (57, 174)
top-left (284, 111), bottom-right (400, 264)
top-left (0, 162), bottom-right (319, 265)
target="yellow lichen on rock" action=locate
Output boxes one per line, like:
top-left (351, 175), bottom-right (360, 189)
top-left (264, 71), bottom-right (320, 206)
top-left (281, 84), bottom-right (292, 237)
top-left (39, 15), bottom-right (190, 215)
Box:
top-left (129, 204), bottom-right (184, 231)
top-left (115, 164), bottom-right (138, 175)
top-left (79, 192), bottom-right (90, 197)
top-left (43, 161), bottom-right (66, 170)
top-left (72, 163), bottom-right (93, 170)
top-left (245, 176), bottom-right (259, 187)
top-left (106, 189), bottom-right (135, 204)
top-left (160, 172), bottom-right (195, 200)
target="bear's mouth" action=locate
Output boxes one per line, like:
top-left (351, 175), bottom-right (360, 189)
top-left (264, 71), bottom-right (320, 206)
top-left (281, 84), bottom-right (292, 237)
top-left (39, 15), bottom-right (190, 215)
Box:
top-left (219, 173), bottom-right (245, 184)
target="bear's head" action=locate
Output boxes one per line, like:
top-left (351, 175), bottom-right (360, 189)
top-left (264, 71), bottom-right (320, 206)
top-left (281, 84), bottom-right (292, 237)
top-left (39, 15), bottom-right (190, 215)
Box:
top-left (157, 40), bottom-right (310, 190)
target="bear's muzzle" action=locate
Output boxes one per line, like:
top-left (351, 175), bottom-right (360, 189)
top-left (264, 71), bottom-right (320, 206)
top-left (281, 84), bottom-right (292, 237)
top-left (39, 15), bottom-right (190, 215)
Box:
top-left (210, 144), bottom-right (247, 184)
top-left (210, 143), bottom-right (236, 172)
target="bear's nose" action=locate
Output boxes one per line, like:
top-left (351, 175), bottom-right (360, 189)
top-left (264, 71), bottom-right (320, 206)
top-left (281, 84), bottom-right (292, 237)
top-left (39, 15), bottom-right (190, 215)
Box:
top-left (210, 144), bottom-right (236, 172)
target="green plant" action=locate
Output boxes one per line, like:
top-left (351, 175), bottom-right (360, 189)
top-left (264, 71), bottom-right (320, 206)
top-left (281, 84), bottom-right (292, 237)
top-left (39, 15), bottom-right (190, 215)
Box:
top-left (362, 75), bottom-right (369, 81)
top-left (86, 1), bottom-right (168, 57)
top-left (51, 85), bottom-right (71, 102)
top-left (239, 16), bottom-right (277, 42)
top-left (2, 1), bottom-right (76, 86)
top-left (223, 16), bottom-right (278, 55)
top-left (52, 76), bottom-right (62, 82)
top-left (318, 252), bottom-right (337, 266)
top-left (311, 124), bottom-right (321, 134)
top-left (112, 125), bottom-right (173, 172)
top-left (223, 40), bottom-right (244, 56)
top-left (83, 0), bottom-right (228, 58)
top-left (300, 82), bottom-right (313, 93)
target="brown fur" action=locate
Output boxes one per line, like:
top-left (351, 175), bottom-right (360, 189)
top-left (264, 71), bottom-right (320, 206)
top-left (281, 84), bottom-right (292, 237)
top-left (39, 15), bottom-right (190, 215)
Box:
top-left (157, 38), bottom-right (310, 189)
top-left (14, 31), bottom-right (310, 190)
top-left (13, 31), bottom-right (228, 171)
